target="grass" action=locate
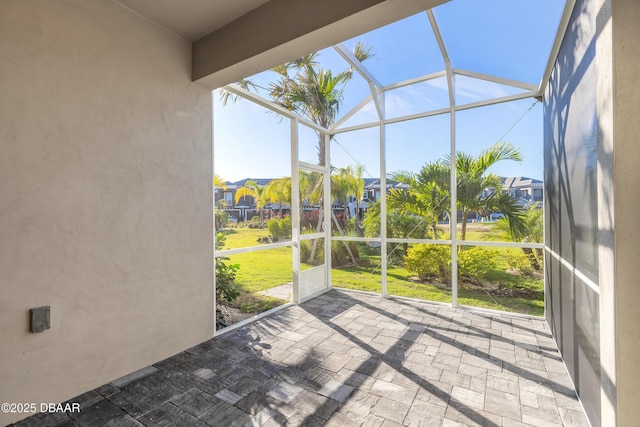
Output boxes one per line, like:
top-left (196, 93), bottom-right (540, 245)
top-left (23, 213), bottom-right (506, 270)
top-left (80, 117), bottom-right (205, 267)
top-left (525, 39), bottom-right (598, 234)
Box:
top-left (334, 261), bottom-right (543, 316)
top-left (439, 222), bottom-right (505, 242)
top-left (332, 243), bottom-right (544, 316)
top-left (221, 227), bottom-right (290, 249)
top-left (221, 228), bottom-right (291, 313)
top-left (220, 224), bottom-right (544, 317)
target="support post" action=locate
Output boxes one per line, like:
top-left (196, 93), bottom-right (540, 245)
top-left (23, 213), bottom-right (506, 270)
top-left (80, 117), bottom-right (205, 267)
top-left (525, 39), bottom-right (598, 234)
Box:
top-left (291, 118), bottom-right (301, 303)
top-left (379, 89), bottom-right (388, 297)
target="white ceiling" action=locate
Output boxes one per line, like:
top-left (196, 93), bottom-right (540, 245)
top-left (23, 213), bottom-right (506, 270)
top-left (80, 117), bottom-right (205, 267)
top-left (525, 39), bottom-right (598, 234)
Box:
top-left (114, 0), bottom-right (270, 41)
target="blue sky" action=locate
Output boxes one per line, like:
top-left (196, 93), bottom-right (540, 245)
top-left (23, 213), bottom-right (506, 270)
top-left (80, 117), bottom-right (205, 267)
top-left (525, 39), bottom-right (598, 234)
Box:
top-left (214, 0), bottom-right (565, 183)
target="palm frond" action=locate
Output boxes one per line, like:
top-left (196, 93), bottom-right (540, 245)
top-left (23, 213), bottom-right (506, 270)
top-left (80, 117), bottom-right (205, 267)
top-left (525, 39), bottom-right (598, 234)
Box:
top-left (214, 174), bottom-right (227, 189)
top-left (219, 79), bottom-right (261, 105)
top-left (234, 187), bottom-right (256, 204)
top-left (353, 41), bottom-right (375, 63)
top-left (476, 141), bottom-right (523, 172)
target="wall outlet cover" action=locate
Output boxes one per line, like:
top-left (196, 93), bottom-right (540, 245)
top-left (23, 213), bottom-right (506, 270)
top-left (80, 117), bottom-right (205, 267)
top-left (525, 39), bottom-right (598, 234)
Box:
top-left (30, 306), bottom-right (50, 333)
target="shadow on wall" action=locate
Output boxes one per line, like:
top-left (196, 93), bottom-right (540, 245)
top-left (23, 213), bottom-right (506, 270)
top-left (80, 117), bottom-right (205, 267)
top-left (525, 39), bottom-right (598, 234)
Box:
top-left (542, 0), bottom-right (612, 424)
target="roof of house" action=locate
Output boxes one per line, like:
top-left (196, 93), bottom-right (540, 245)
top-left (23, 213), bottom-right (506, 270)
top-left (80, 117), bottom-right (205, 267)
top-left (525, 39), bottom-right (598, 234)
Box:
top-left (224, 176), bottom-right (542, 192)
top-left (229, 178), bottom-right (274, 187)
top-left (501, 176), bottom-right (543, 189)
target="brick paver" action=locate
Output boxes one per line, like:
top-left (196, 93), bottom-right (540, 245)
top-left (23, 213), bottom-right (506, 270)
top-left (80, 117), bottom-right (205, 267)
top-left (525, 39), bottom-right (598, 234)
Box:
top-left (13, 290), bottom-right (589, 426)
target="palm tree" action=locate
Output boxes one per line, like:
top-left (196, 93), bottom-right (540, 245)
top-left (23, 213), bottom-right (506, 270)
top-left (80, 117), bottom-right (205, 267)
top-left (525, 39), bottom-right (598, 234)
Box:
top-left (386, 142), bottom-right (526, 241)
top-left (351, 165), bottom-right (365, 225)
top-left (214, 174), bottom-right (227, 190)
top-left (234, 180), bottom-right (268, 221)
top-left (362, 201), bottom-right (428, 257)
top-left (222, 45), bottom-right (373, 262)
top-left (449, 141), bottom-right (526, 240)
top-left (493, 203), bottom-right (543, 270)
top-left (299, 170), bottom-right (323, 207)
top-left (222, 43), bottom-right (373, 166)
top-left (331, 166), bottom-right (364, 229)
top-left (299, 170), bottom-right (323, 231)
top-left (214, 174), bottom-right (228, 209)
top-left (266, 44), bottom-right (373, 166)
top-left (388, 160), bottom-right (450, 240)
top-left (265, 177), bottom-right (292, 218)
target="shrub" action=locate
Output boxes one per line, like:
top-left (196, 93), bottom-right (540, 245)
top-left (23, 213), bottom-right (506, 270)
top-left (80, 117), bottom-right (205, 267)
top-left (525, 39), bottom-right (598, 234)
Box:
top-left (215, 209), bottom-right (229, 229)
top-left (216, 258), bottom-right (240, 303)
top-left (267, 218), bottom-right (281, 240)
top-left (363, 202), bottom-right (428, 244)
top-left (300, 240), bottom-right (311, 263)
top-left (331, 240), bottom-right (361, 267)
top-left (301, 210), bottom-right (319, 231)
top-left (215, 233), bottom-right (240, 304)
top-left (300, 240), bottom-right (324, 265)
top-left (386, 245), bottom-right (405, 266)
top-left (280, 216), bottom-right (292, 239)
top-left (458, 247), bottom-right (498, 283)
top-left (344, 218), bottom-right (364, 237)
top-left (404, 244), bottom-right (450, 282)
top-left (507, 250), bottom-right (534, 275)
top-left (266, 216), bottom-right (291, 241)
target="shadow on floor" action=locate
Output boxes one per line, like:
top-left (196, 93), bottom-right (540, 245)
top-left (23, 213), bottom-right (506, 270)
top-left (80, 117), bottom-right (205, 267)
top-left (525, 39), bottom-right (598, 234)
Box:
top-left (13, 290), bottom-right (588, 426)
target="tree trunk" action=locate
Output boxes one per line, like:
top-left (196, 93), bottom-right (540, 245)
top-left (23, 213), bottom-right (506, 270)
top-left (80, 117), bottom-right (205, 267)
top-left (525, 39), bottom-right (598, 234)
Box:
top-left (307, 205), bottom-right (324, 263)
top-left (331, 210), bottom-right (357, 265)
top-left (390, 243), bottom-right (399, 258)
top-left (317, 136), bottom-right (326, 167)
top-left (535, 247), bottom-right (543, 260)
top-left (460, 212), bottom-right (468, 241)
top-left (343, 203), bottom-right (349, 229)
top-left (522, 247), bottom-right (541, 270)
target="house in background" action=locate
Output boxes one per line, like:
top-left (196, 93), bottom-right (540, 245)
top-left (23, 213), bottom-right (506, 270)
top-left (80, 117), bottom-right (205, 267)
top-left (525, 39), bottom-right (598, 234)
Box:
top-left (502, 176), bottom-right (544, 206)
top-left (219, 175), bottom-right (542, 224)
top-left (214, 178), bottom-right (274, 221)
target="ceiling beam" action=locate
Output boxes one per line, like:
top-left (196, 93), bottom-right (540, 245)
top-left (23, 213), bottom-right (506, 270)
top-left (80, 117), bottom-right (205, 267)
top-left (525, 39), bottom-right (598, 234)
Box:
top-left (193, 0), bottom-right (449, 89)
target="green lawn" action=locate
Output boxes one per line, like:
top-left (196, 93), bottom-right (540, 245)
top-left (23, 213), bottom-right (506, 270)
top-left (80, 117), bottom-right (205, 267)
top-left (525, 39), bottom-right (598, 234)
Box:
top-left (220, 228), bottom-right (291, 313)
top-left (219, 225), bottom-right (544, 317)
top-left (221, 227), bottom-right (291, 249)
top-left (332, 244), bottom-right (543, 316)
top-left (439, 222), bottom-right (506, 241)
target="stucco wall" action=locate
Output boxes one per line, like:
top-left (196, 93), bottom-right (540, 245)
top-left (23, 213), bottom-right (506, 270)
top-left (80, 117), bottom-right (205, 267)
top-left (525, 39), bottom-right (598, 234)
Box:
top-left (543, 0), bottom-right (601, 424)
top-left (0, 1), bottom-right (213, 423)
top-left (611, 0), bottom-right (640, 424)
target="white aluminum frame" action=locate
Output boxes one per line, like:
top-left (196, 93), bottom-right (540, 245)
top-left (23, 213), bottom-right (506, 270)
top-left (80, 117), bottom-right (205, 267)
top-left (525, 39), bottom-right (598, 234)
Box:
top-left (291, 118), bottom-right (301, 304)
top-left (213, 1), bottom-right (573, 318)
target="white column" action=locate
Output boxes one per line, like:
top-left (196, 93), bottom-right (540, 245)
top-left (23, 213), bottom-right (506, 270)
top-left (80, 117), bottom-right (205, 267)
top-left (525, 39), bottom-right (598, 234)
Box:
top-left (448, 69), bottom-right (458, 307)
top-left (379, 89), bottom-right (388, 297)
top-left (324, 133), bottom-right (332, 289)
top-left (212, 91), bottom-right (218, 333)
top-left (291, 118), bottom-right (301, 303)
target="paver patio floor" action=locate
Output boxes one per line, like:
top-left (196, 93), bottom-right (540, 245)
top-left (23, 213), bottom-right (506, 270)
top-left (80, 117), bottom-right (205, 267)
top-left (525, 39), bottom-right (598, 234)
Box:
top-left (14, 290), bottom-right (589, 426)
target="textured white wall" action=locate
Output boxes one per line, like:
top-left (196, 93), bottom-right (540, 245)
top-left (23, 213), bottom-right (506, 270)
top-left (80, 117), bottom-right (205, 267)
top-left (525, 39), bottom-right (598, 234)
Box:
top-left (0, 1), bottom-right (213, 423)
top-left (611, 0), bottom-right (640, 424)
